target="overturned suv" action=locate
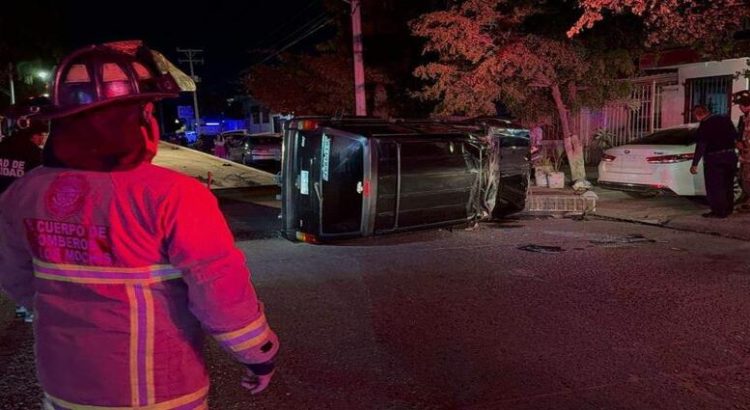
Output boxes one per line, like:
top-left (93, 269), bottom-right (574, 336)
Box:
top-left (280, 116), bottom-right (530, 242)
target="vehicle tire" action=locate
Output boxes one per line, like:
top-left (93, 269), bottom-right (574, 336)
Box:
top-left (625, 191), bottom-right (660, 198)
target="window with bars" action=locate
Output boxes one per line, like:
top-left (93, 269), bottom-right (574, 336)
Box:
top-left (683, 75), bottom-right (733, 123)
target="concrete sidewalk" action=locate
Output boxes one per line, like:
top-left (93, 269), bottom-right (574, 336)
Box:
top-left (531, 165), bottom-right (750, 241)
top-left (590, 186), bottom-right (750, 241)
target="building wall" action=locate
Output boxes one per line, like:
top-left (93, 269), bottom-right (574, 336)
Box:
top-left (658, 58), bottom-right (749, 126)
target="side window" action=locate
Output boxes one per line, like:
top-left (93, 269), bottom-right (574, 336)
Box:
top-left (500, 137), bottom-right (529, 147)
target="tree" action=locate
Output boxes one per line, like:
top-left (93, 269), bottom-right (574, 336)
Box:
top-left (411, 0), bottom-right (635, 183)
top-left (569, 0), bottom-right (750, 52)
top-left (243, 0), bottom-right (446, 118)
top-left (245, 51), bottom-right (391, 116)
top-left (244, 0), bottom-right (394, 117)
top-left (245, 53), bottom-right (355, 115)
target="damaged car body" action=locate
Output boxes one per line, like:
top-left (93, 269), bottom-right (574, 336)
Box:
top-left (280, 117), bottom-right (529, 242)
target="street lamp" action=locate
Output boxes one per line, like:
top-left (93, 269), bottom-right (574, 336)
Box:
top-left (36, 70), bottom-right (50, 81)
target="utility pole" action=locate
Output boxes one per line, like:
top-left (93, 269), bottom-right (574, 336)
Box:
top-left (177, 48), bottom-right (204, 133)
top-left (351, 0), bottom-right (366, 116)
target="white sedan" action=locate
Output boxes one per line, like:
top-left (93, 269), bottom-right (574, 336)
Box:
top-left (597, 124), bottom-right (743, 200)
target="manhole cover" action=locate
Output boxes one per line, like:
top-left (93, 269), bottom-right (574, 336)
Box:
top-left (518, 244), bottom-right (565, 253)
top-left (590, 234), bottom-right (655, 246)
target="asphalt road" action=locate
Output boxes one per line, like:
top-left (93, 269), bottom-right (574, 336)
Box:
top-left (2, 192), bottom-right (750, 409)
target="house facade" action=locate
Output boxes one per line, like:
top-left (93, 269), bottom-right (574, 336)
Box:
top-left (546, 51), bottom-right (750, 163)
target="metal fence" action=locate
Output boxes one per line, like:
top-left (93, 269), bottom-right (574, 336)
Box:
top-left (540, 73), bottom-right (680, 164)
top-left (684, 75), bottom-right (733, 122)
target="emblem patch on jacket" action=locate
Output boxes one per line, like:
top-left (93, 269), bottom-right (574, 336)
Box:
top-left (45, 174), bottom-right (90, 219)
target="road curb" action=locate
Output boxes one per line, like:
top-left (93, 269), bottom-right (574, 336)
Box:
top-left (589, 212), bottom-right (750, 242)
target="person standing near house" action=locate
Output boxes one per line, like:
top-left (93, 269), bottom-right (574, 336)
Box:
top-left (689, 105), bottom-right (738, 218)
top-left (528, 122), bottom-right (544, 164)
top-left (0, 41), bottom-right (279, 409)
top-left (732, 90), bottom-right (750, 212)
top-left (214, 133), bottom-right (228, 159)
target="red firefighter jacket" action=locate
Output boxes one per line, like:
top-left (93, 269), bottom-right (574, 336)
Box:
top-left (0, 163), bottom-right (279, 409)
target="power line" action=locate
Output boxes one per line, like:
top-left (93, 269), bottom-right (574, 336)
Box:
top-left (255, 17), bottom-right (335, 66)
top-left (253, 12), bottom-right (331, 58)
top-left (250, 2), bottom-right (323, 50)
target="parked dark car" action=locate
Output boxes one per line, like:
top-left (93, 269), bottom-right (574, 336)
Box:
top-left (242, 133), bottom-right (282, 164)
top-left (209, 130), bottom-right (282, 164)
top-left (280, 117), bottom-right (529, 243)
top-left (191, 134), bottom-right (215, 154)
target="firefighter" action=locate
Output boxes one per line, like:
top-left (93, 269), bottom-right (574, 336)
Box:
top-left (0, 102), bottom-right (48, 192)
top-left (1, 101), bottom-right (49, 322)
top-left (0, 41), bottom-right (279, 409)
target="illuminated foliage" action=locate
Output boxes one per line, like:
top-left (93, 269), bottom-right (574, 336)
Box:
top-left (245, 52), bottom-right (390, 116)
top-left (569, 0), bottom-right (750, 51)
top-left (411, 0), bottom-right (636, 181)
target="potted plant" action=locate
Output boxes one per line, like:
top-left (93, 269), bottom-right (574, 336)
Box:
top-left (547, 145), bottom-right (566, 189)
top-left (533, 155), bottom-right (553, 187)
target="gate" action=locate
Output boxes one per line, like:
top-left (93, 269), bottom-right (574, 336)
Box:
top-left (683, 75), bottom-right (733, 122)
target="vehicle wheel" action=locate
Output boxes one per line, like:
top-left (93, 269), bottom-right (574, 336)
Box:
top-left (733, 175), bottom-right (747, 204)
top-left (625, 191), bottom-right (660, 198)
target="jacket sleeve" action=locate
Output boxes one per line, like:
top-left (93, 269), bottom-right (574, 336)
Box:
top-left (162, 180), bottom-right (279, 365)
top-left (0, 188), bottom-right (35, 308)
top-left (692, 123), bottom-right (708, 167)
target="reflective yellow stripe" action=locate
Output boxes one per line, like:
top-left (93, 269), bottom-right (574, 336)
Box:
top-left (143, 287), bottom-right (156, 406)
top-left (34, 272), bottom-right (183, 285)
top-left (44, 386), bottom-right (208, 410)
top-left (32, 259), bottom-right (182, 285)
top-left (33, 259), bottom-right (174, 273)
top-left (214, 314), bottom-right (266, 342)
top-left (232, 327), bottom-right (272, 352)
top-left (125, 286), bottom-right (140, 407)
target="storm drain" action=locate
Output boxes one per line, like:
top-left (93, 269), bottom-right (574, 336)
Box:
top-left (518, 244), bottom-right (565, 253)
top-left (589, 234), bottom-right (655, 246)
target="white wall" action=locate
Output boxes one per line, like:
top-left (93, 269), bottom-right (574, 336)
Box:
top-left (660, 58), bottom-right (749, 124)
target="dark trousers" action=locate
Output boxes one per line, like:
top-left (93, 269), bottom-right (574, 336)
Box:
top-left (704, 152), bottom-right (737, 216)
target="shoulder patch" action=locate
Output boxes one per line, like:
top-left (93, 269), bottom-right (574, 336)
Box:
top-left (45, 174), bottom-right (89, 219)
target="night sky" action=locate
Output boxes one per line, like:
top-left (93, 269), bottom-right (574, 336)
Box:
top-left (13, 0), bottom-right (330, 95)
top-left (5, 0), bottom-right (438, 119)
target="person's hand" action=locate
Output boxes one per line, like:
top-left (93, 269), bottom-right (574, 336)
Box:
top-left (241, 368), bottom-right (275, 394)
top-left (689, 165), bottom-right (698, 175)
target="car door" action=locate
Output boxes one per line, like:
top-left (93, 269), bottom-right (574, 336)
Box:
top-left (319, 133), bottom-right (365, 237)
